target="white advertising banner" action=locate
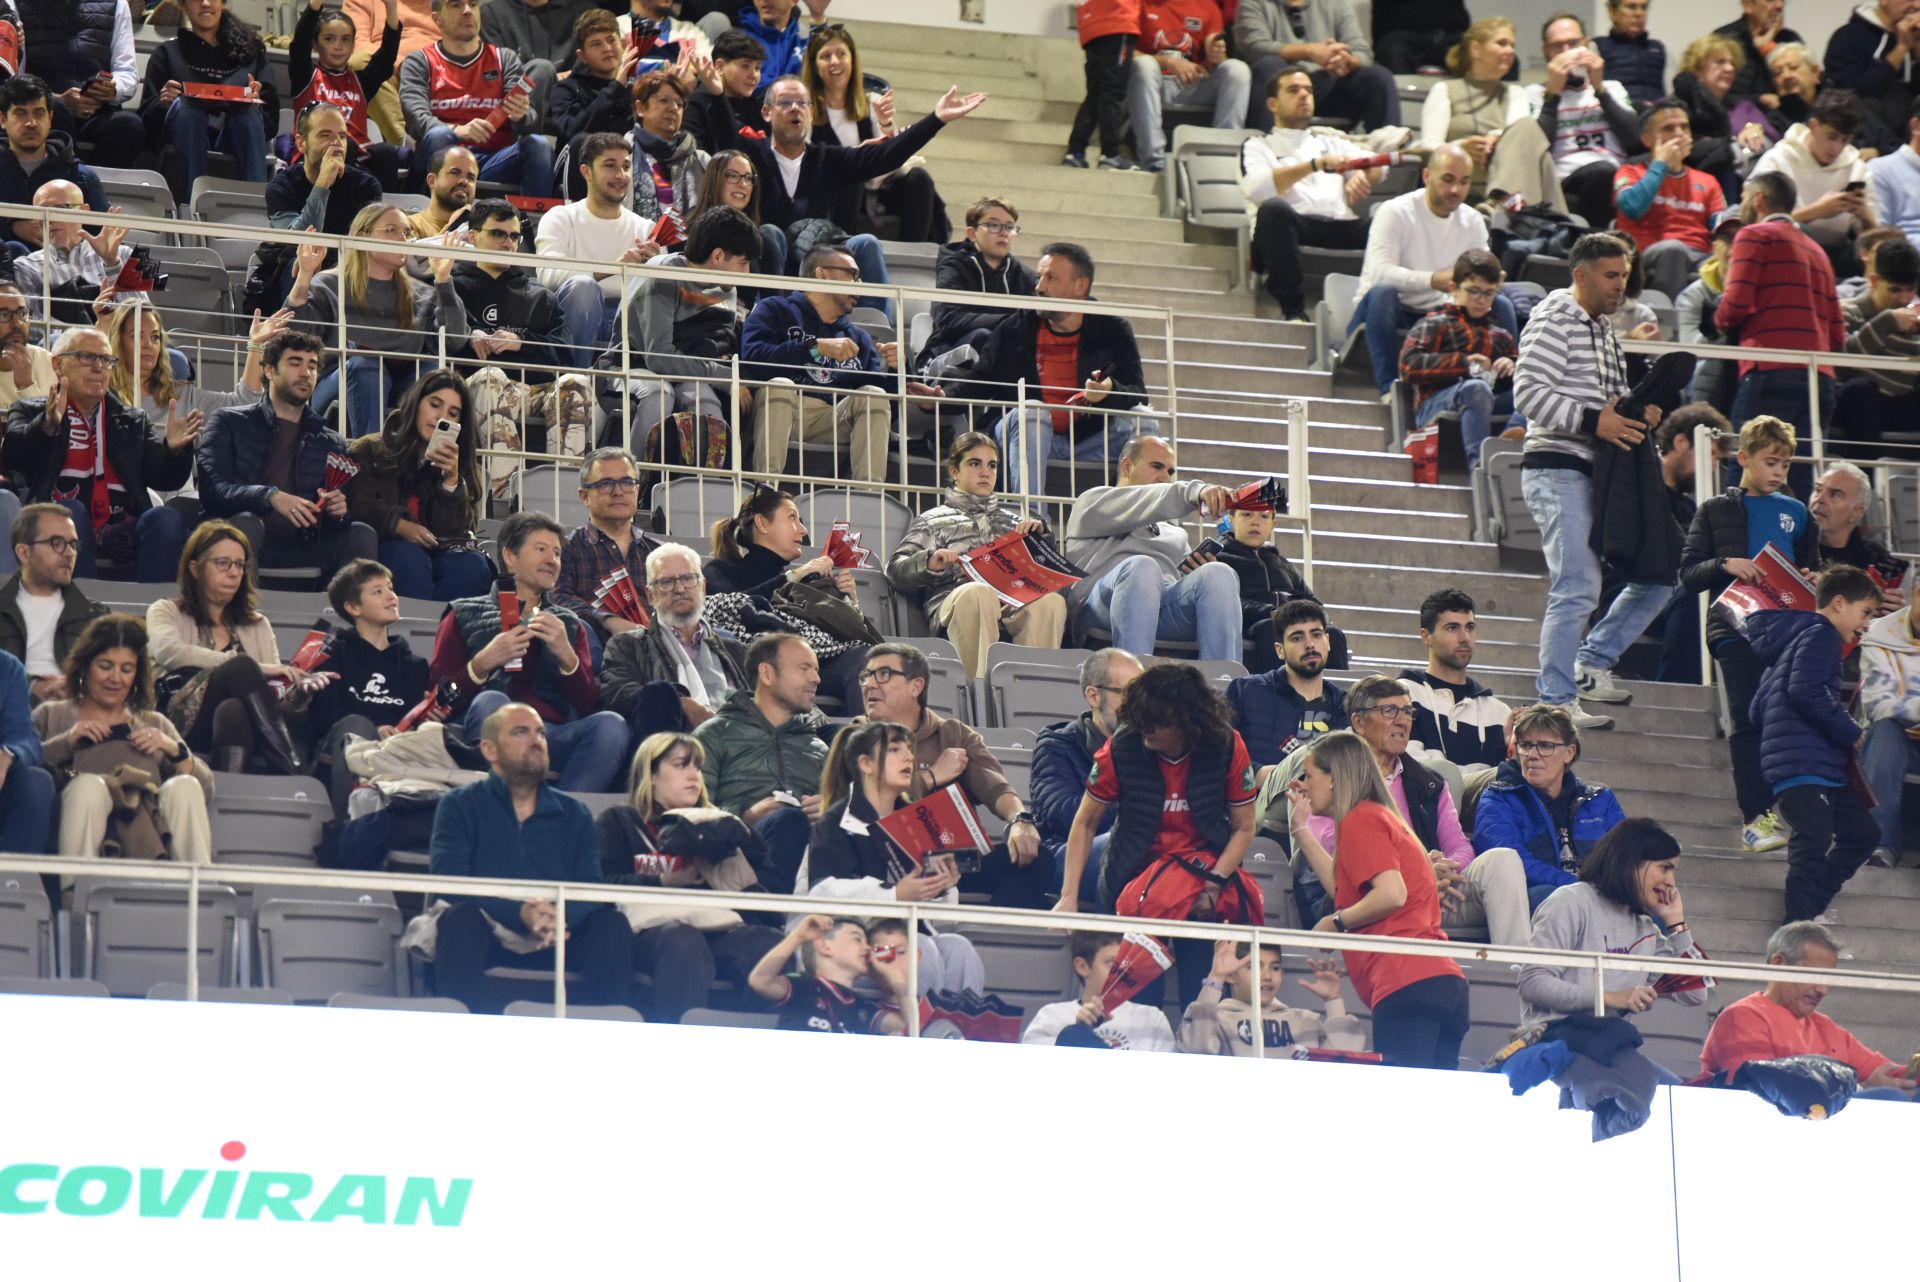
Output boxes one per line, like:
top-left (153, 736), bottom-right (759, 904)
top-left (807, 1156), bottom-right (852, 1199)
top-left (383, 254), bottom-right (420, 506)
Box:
top-left (0, 994), bottom-right (1907, 1278)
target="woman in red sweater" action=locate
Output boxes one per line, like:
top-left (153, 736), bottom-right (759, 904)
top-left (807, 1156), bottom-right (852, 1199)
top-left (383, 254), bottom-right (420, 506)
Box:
top-left (1290, 730), bottom-right (1468, 1069)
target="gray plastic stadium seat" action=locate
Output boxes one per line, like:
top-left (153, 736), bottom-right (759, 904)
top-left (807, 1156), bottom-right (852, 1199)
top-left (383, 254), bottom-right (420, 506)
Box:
top-left (874, 240), bottom-right (937, 288)
top-left (848, 567), bottom-right (894, 628)
top-left (146, 244), bottom-right (236, 337)
top-left (71, 879), bottom-right (241, 997)
top-left (504, 1001), bottom-right (645, 1021)
top-left (327, 992), bottom-right (469, 1013)
top-left (514, 464), bottom-right (588, 528)
top-left (919, 652), bottom-right (974, 722)
top-left (990, 744), bottom-right (1032, 802)
top-left (0, 883), bottom-right (54, 979)
top-left (209, 781), bottom-right (331, 870)
top-left (988, 662), bottom-right (1090, 732)
top-left (657, 475), bottom-right (743, 543)
top-left (797, 487), bottom-right (915, 555)
top-left (90, 167), bottom-right (175, 245)
top-left (206, 770), bottom-right (330, 804)
top-left (1167, 126), bottom-right (1259, 290)
top-left (1239, 836), bottom-right (1300, 930)
top-left (0, 976), bottom-right (110, 997)
top-left (146, 982), bottom-right (295, 1004)
top-left (684, 1006), bottom-right (778, 1030)
top-left (188, 176), bottom-right (272, 272)
top-left (1479, 438), bottom-right (1540, 552)
top-left (954, 926), bottom-right (1072, 1008)
top-left (256, 897), bottom-right (409, 1002)
top-left (387, 192), bottom-right (430, 214)
top-left (1888, 474), bottom-right (1920, 557)
top-left (975, 725), bottom-right (1037, 752)
top-left (572, 793), bottom-right (630, 818)
top-left (1316, 272), bottom-right (1364, 372)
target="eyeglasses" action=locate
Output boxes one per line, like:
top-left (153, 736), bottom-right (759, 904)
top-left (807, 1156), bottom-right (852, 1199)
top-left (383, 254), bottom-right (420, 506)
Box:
top-left (1357, 704), bottom-right (1412, 721)
top-left (650, 573), bottom-right (700, 592)
top-left (977, 220), bottom-right (1020, 236)
top-left (817, 264), bottom-right (861, 281)
top-left (1516, 740), bottom-right (1570, 758)
top-left (473, 225), bottom-right (519, 242)
top-left (1093, 684), bottom-right (1128, 696)
top-left (25, 536), bottom-right (78, 555)
top-left (859, 667), bottom-right (908, 686)
top-left (0, 307), bottom-right (28, 323)
top-left (202, 556), bottom-right (248, 573)
top-left (582, 476), bottom-right (639, 493)
top-left (769, 96), bottom-right (811, 110)
top-left (1461, 286), bottom-right (1499, 302)
top-left (64, 352), bottom-right (116, 369)
top-left (723, 169), bottom-right (757, 185)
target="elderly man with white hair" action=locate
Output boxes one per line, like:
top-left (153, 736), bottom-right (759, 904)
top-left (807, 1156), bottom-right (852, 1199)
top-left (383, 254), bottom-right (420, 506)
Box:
top-left (598, 540), bottom-right (749, 745)
top-left (1809, 462), bottom-right (1902, 587)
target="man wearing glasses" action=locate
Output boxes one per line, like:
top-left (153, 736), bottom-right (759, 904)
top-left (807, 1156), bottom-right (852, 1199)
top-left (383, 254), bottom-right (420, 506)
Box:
top-left (552, 446), bottom-right (661, 649)
top-left (1396, 249), bottom-right (1521, 474)
top-left (449, 198), bottom-right (573, 400)
top-left (918, 196), bottom-right (1036, 381)
top-left (1, 327), bottom-right (193, 583)
top-left (0, 503), bottom-right (108, 701)
top-left (11, 181), bottom-right (134, 326)
top-left (1294, 676), bottom-right (1532, 944)
top-left (1473, 702), bottom-right (1628, 912)
top-left (1031, 647), bottom-right (1142, 907)
top-left (600, 541), bottom-right (749, 741)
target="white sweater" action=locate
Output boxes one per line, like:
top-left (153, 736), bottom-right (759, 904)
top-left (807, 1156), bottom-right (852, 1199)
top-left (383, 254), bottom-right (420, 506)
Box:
top-left (1750, 122), bottom-right (1877, 248)
top-left (1357, 188), bottom-right (1490, 312)
top-left (534, 200), bottom-right (658, 298)
top-left (1238, 127), bottom-right (1371, 226)
top-left (1022, 999), bottom-right (1175, 1052)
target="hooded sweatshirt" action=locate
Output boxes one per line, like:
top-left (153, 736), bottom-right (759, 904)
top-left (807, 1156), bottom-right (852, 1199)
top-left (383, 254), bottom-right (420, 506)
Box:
top-left (1825, 4), bottom-right (1920, 132)
top-left (1519, 881), bottom-right (1705, 1025)
top-left (449, 261), bottom-right (569, 383)
top-left (0, 132), bottom-right (107, 212)
top-left (1860, 608), bottom-right (1920, 726)
top-left (1023, 999), bottom-right (1173, 1051)
top-left (306, 629), bottom-right (430, 731)
top-left (629, 249), bottom-right (742, 383)
top-left (736, 2), bottom-right (813, 90)
top-left (1062, 478), bottom-right (1208, 608)
top-left (924, 240), bottom-right (1037, 362)
top-left (1748, 122), bottom-right (1877, 247)
top-left (1177, 986), bottom-right (1366, 1056)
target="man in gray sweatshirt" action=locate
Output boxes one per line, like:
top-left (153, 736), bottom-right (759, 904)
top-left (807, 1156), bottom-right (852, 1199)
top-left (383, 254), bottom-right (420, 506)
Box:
top-left (618, 205), bottom-right (760, 441)
top-left (1234, 0), bottom-right (1402, 133)
top-left (1063, 435), bottom-right (1239, 660)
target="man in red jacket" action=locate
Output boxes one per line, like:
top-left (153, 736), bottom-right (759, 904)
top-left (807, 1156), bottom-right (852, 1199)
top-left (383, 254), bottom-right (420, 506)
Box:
top-left (1715, 169), bottom-right (1846, 469)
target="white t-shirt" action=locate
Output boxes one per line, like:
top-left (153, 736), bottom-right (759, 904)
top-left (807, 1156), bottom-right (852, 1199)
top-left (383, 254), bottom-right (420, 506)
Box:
top-left (534, 200), bottom-right (658, 299)
top-left (824, 106), bottom-right (861, 149)
top-left (1022, 1000), bottom-right (1175, 1052)
top-left (16, 587), bottom-right (63, 678)
top-left (773, 149), bottom-right (805, 199)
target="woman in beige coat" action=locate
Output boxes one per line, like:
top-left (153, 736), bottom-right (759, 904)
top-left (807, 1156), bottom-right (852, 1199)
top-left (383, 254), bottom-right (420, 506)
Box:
top-left (32, 614), bottom-right (213, 863)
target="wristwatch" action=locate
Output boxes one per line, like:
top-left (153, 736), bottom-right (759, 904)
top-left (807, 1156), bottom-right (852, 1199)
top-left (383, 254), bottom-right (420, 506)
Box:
top-left (168, 740), bottom-right (190, 763)
top-left (1007, 810), bottom-right (1036, 828)
top-left (1331, 910), bottom-right (1349, 933)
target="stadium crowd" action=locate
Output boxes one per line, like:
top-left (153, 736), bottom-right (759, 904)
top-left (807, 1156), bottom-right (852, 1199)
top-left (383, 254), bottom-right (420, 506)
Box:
top-left (0, 0), bottom-right (1915, 1094)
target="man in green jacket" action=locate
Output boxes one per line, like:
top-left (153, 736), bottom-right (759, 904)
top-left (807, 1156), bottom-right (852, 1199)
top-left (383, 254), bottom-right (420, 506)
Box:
top-left (693, 631), bottom-right (829, 894)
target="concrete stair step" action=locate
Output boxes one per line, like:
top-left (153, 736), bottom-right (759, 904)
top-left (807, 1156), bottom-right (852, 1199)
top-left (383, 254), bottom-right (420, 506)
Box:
top-left (1709, 916), bottom-right (1920, 970)
top-left (911, 107), bottom-right (1114, 143)
top-left (1076, 237), bottom-right (1238, 270)
top-left (1102, 280), bottom-right (1258, 313)
top-left (877, 48), bottom-right (1031, 79)
top-left (1472, 675), bottom-right (1720, 716)
top-left (1168, 387), bottom-right (1392, 430)
top-left (1311, 501), bottom-right (1471, 539)
top-left (1312, 561), bottom-right (1546, 616)
top-left (1181, 450), bottom-right (1410, 486)
top-left (917, 160), bottom-right (1159, 199)
top-left (1577, 731), bottom-right (1734, 770)
top-left (1661, 824), bottom-right (1753, 857)
top-left (1179, 416), bottom-right (1381, 454)
top-left (1324, 605), bottom-right (1537, 648)
top-left (1571, 759), bottom-right (1738, 801)
top-left (943, 200), bottom-right (1182, 243)
top-left (1685, 851), bottom-right (1920, 900)
top-left (1687, 883), bottom-right (1920, 934)
top-left (1173, 337), bottom-right (1312, 366)
top-left (1267, 528), bottom-right (1507, 573)
top-left (941, 179), bottom-right (1166, 218)
top-left (1172, 312), bottom-right (1316, 343)
top-left (1347, 634), bottom-right (1557, 673)
top-left (1145, 356), bottom-right (1318, 392)
top-left (1628, 789), bottom-right (1745, 826)
top-left (883, 65), bottom-right (1046, 99)
top-left (926, 134), bottom-right (1111, 169)
top-left (851, 19), bottom-right (1073, 58)
top-left (1308, 475), bottom-right (1474, 515)
top-left (1556, 703), bottom-right (1730, 741)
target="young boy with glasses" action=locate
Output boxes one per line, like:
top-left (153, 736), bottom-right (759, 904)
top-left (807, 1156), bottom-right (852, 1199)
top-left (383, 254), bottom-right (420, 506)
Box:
top-left (1396, 248), bottom-right (1521, 475)
top-left (920, 196), bottom-right (1036, 380)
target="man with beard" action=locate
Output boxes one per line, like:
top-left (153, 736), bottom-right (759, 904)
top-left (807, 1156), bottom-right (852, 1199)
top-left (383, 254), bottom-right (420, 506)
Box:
top-left (428, 700), bottom-right (636, 1014)
top-left (406, 145), bottom-right (476, 239)
top-left (599, 541), bottom-right (747, 743)
top-left (266, 104), bottom-right (386, 239)
top-left (552, 447), bottom-right (661, 650)
top-left (852, 640), bottom-right (1048, 908)
top-left (0, 74), bottom-right (108, 253)
top-left (536, 132), bottom-right (659, 366)
top-left (0, 503), bottom-right (106, 697)
top-left (1226, 598), bottom-right (1350, 777)
top-left (398, 0), bottom-right (554, 201)
top-left (0, 280), bottom-right (56, 415)
top-left (1398, 588), bottom-right (1513, 770)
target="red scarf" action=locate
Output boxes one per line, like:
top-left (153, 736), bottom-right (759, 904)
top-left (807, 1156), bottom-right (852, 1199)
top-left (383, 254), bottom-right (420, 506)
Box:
top-left (51, 401), bottom-right (123, 533)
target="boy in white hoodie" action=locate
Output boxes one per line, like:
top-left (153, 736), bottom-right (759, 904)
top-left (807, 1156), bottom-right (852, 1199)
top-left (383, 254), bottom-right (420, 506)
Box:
top-left (1858, 576), bottom-right (1920, 865)
top-left (1021, 931), bottom-right (1176, 1051)
top-left (1178, 938), bottom-right (1367, 1055)
top-left (1748, 88), bottom-right (1881, 275)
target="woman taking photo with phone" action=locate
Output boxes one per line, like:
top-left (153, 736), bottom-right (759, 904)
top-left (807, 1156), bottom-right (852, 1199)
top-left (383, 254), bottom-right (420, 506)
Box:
top-left (806, 719), bottom-right (984, 995)
top-left (347, 370), bottom-right (491, 602)
top-left (1290, 729), bottom-right (1468, 1070)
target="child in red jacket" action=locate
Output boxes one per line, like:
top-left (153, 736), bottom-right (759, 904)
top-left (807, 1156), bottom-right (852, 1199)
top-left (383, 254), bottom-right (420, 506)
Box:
top-left (1064, 0), bottom-right (1143, 168)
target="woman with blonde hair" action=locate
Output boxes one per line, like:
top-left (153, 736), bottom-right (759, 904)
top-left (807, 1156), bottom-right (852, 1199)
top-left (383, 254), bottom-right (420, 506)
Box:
top-left (1672, 34), bottom-right (1770, 198)
top-left (1419, 17), bottom-right (1528, 192)
top-left (1289, 729), bottom-right (1468, 1069)
top-left (103, 300), bottom-right (291, 431)
top-left (33, 613), bottom-right (214, 864)
top-left (595, 731), bottom-right (782, 1023)
top-left (286, 202), bottom-right (466, 438)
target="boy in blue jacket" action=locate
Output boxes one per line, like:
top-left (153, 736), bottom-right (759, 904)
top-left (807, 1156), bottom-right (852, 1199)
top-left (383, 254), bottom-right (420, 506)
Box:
top-left (1748, 566), bottom-right (1883, 924)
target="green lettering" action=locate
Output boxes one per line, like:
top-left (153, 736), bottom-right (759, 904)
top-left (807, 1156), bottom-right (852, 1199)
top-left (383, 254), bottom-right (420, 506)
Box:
top-left (138, 1168), bottom-right (207, 1219)
top-left (202, 1169), bottom-right (237, 1219)
top-left (310, 1175), bottom-right (386, 1225)
top-left (394, 1177), bottom-right (471, 1227)
top-left (0, 1163), bottom-right (56, 1214)
top-left (236, 1172), bottom-right (312, 1221)
top-left (54, 1166), bottom-right (131, 1217)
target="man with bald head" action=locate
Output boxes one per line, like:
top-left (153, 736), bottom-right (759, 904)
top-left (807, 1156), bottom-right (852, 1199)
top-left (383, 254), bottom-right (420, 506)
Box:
top-left (428, 700), bottom-right (637, 1013)
top-left (1351, 144), bottom-right (1513, 394)
top-left (11, 181), bottom-right (135, 325)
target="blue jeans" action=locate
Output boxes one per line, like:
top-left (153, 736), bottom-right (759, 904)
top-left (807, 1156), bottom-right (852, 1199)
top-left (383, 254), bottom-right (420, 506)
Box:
top-left (59, 500), bottom-right (187, 583)
top-left (1862, 718), bottom-right (1920, 851)
top-left (555, 275), bottom-right (614, 367)
top-left (1521, 467), bottom-right (1681, 704)
top-left (417, 126), bottom-right (554, 198)
top-left (1415, 379), bottom-right (1513, 469)
top-left (1051, 831), bottom-right (1108, 904)
top-left (0, 763), bottom-right (55, 854)
top-left (377, 539), bottom-right (494, 603)
top-left (313, 356), bottom-right (400, 439)
top-left (993, 406), bottom-right (1138, 497)
top-left (463, 690), bottom-right (629, 793)
top-left (164, 98), bottom-right (268, 185)
top-left (1352, 285), bottom-right (1518, 394)
top-left (1080, 555), bottom-right (1241, 661)
top-left (759, 224), bottom-right (894, 319)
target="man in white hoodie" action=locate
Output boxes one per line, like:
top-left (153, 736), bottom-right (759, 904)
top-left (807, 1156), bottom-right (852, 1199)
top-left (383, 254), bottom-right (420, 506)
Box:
top-left (1858, 574), bottom-right (1920, 866)
top-left (1748, 88), bottom-right (1880, 275)
top-left (1239, 68), bottom-right (1384, 322)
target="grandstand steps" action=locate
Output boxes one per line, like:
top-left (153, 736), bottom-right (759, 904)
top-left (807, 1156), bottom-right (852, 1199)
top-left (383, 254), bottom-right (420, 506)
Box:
top-left (882, 64), bottom-right (1047, 102)
top-left (1143, 355), bottom-right (1320, 391)
top-left (1310, 561), bottom-right (1546, 616)
top-left (1308, 502), bottom-right (1471, 543)
top-left (1172, 336), bottom-right (1317, 367)
top-left (1308, 475), bottom-right (1471, 515)
top-left (1269, 527), bottom-right (1506, 573)
top-left (1180, 448), bottom-right (1419, 486)
top-left (877, 48), bottom-right (1031, 81)
top-left (902, 92), bottom-right (1080, 125)
top-left (941, 178), bottom-right (1168, 220)
top-left (940, 199), bottom-right (1185, 244)
top-left (1165, 314), bottom-right (1315, 344)
top-left (918, 161), bottom-right (1160, 200)
top-left (1345, 633), bottom-right (1549, 671)
top-left (1709, 916), bottom-right (1920, 972)
top-left (1103, 282), bottom-right (1260, 315)
top-left (1073, 238), bottom-right (1239, 270)
top-left (1323, 604), bottom-right (1539, 648)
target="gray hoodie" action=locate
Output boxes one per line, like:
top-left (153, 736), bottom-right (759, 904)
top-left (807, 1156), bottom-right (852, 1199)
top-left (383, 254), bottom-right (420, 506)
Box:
top-left (1062, 478), bottom-right (1206, 608)
top-left (1859, 608), bottom-right (1920, 726)
top-left (1232, 0), bottom-right (1374, 66)
top-left (627, 251), bottom-right (741, 383)
top-left (1519, 882), bottom-right (1705, 1026)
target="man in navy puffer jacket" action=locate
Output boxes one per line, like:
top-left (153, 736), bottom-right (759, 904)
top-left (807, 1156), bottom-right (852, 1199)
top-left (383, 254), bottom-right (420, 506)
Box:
top-left (1031, 648), bottom-right (1139, 906)
top-left (1748, 567), bottom-right (1884, 923)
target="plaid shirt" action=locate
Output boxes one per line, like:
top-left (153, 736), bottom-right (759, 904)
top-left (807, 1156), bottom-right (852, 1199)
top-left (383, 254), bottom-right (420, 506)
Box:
top-left (1397, 303), bottom-right (1519, 412)
top-left (552, 520), bottom-right (661, 631)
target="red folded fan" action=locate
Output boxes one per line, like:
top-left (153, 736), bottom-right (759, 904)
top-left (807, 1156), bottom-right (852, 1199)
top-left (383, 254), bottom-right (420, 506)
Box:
top-left (1713, 544), bottom-right (1814, 632)
top-left (182, 81), bottom-right (261, 104)
top-left (824, 519), bottom-right (871, 570)
top-left (506, 195), bottom-right (563, 213)
top-left (1320, 150), bottom-right (1407, 174)
top-left (485, 73), bottom-right (535, 132)
top-left (321, 450), bottom-right (360, 495)
top-left (959, 527), bottom-right (1079, 609)
top-left (654, 206), bottom-right (687, 249)
top-left (268, 618), bottom-right (334, 696)
top-left (874, 784), bottom-right (991, 870)
top-left (1652, 944), bottom-right (1716, 997)
top-left (1226, 476), bottom-right (1287, 514)
top-left (396, 679), bottom-right (461, 732)
top-left (1097, 932), bottom-right (1172, 1016)
top-left (498, 590), bottom-right (526, 673)
top-left (594, 567), bottom-right (650, 626)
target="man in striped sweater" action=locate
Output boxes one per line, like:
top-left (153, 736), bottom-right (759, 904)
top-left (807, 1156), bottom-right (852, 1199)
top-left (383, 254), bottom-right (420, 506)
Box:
top-left (1715, 169), bottom-right (1847, 444)
top-left (1513, 233), bottom-right (1670, 727)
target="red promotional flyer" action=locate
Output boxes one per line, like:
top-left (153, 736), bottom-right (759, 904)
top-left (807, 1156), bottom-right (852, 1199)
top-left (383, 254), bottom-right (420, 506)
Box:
top-left (1712, 544), bottom-right (1815, 628)
top-left (874, 784), bottom-right (992, 868)
top-left (959, 528), bottom-right (1079, 608)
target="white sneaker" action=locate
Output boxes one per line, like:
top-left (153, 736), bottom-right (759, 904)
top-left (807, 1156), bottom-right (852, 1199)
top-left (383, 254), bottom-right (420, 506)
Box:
top-left (1551, 701), bottom-right (1612, 731)
top-left (1868, 846), bottom-right (1897, 868)
top-left (1574, 664), bottom-right (1633, 704)
top-left (1742, 812), bottom-right (1788, 853)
